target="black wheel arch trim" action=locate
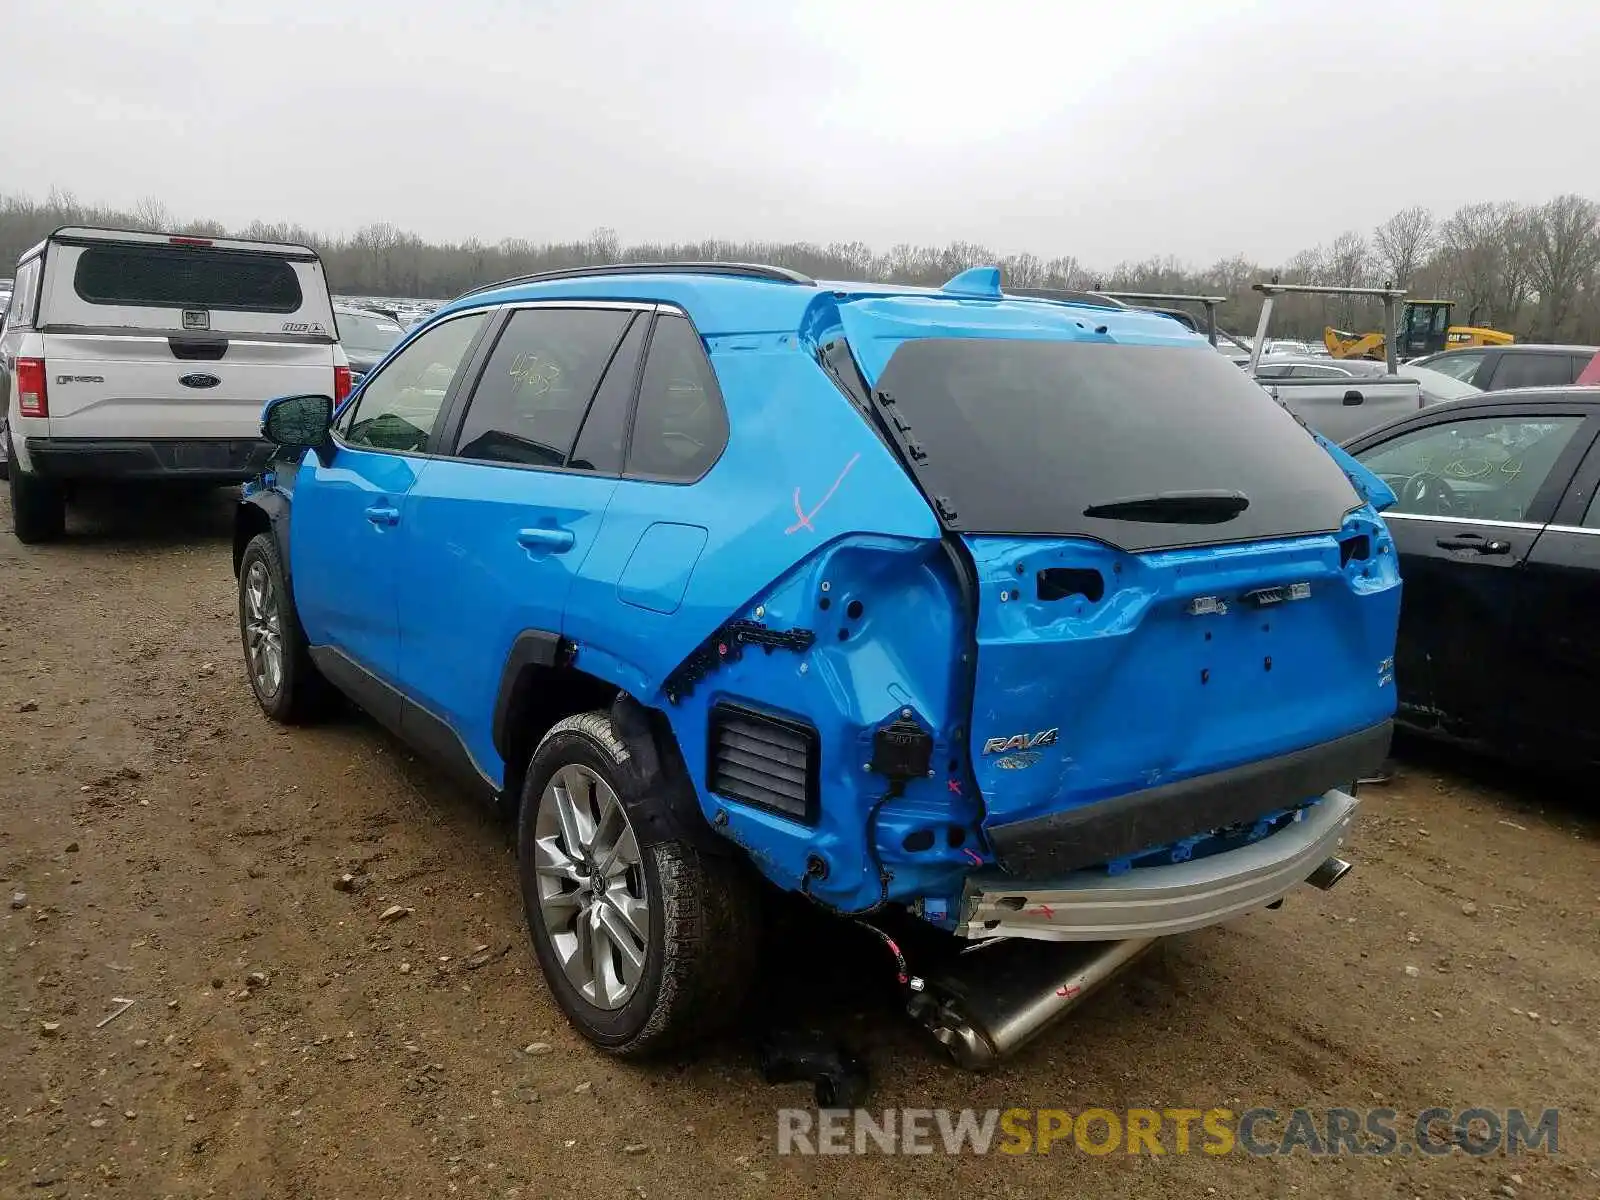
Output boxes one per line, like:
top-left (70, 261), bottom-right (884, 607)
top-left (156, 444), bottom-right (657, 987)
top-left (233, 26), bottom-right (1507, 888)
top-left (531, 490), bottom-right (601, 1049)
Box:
top-left (491, 629), bottom-right (575, 761)
top-left (234, 488), bottom-right (293, 585)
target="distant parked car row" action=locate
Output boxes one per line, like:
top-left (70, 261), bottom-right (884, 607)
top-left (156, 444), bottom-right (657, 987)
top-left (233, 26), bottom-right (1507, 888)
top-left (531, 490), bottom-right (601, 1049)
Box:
top-left (1409, 344), bottom-right (1598, 391)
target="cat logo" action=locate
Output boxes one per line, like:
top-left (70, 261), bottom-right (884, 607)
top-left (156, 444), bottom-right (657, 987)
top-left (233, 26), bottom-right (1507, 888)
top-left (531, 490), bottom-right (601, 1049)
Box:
top-left (981, 728), bottom-right (1059, 756)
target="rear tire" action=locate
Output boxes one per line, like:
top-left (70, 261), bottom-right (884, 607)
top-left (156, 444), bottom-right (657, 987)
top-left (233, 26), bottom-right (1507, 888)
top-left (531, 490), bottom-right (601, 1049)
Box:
top-left (518, 711), bottom-right (760, 1056)
top-left (7, 443), bottom-right (65, 544)
top-left (237, 532), bottom-right (329, 723)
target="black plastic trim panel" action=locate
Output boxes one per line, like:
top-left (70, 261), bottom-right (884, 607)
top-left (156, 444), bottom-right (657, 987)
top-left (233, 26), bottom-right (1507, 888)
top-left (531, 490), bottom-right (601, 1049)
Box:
top-left (986, 721), bottom-right (1392, 878)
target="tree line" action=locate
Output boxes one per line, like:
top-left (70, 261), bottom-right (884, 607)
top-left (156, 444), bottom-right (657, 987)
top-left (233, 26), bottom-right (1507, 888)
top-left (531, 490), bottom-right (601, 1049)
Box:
top-left (3, 188), bottom-right (1599, 343)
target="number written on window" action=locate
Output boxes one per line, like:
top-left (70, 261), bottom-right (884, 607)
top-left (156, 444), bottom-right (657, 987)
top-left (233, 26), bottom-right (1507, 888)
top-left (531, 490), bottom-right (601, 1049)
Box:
top-left (452, 308), bottom-right (632, 468)
top-left (1356, 416), bottom-right (1584, 522)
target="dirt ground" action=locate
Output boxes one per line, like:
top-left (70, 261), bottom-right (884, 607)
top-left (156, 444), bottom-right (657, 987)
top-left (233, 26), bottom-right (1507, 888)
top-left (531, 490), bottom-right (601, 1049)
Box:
top-left (1, 487), bottom-right (1596, 1200)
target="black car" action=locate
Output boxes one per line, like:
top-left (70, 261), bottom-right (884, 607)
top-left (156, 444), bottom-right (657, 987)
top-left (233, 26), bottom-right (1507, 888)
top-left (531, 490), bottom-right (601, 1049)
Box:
top-left (1345, 388), bottom-right (1600, 771)
top-left (332, 305), bottom-right (407, 378)
top-left (1410, 344), bottom-right (1597, 391)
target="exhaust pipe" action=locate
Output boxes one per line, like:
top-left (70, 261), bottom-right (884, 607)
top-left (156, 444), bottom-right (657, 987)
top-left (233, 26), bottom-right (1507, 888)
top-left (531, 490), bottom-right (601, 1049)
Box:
top-left (908, 937), bottom-right (1157, 1070)
top-left (1306, 856), bottom-right (1353, 891)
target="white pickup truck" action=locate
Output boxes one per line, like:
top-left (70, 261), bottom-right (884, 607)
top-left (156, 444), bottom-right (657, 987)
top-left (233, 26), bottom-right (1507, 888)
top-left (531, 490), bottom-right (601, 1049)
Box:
top-left (2, 227), bottom-right (350, 542)
top-left (1247, 281), bottom-right (1427, 442)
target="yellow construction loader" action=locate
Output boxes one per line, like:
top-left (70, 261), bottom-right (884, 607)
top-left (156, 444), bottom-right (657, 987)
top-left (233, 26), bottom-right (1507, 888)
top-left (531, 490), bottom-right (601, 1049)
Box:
top-left (1324, 300), bottom-right (1513, 361)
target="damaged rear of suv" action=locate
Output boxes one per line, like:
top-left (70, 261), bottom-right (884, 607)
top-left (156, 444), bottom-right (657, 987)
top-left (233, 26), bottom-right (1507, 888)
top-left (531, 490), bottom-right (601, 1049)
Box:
top-left (239, 263), bottom-right (1399, 1068)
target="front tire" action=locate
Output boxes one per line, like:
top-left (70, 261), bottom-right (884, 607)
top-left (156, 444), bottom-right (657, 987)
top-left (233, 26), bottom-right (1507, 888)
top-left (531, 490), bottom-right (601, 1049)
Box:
top-left (237, 532), bottom-right (327, 723)
top-left (518, 711), bottom-right (759, 1055)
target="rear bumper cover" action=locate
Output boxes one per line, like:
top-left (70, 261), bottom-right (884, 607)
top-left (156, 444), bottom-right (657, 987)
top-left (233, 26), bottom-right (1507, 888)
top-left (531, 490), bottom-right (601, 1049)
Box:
top-left (985, 720), bottom-right (1392, 878)
top-left (956, 787), bottom-right (1360, 941)
top-left (25, 437), bottom-right (275, 482)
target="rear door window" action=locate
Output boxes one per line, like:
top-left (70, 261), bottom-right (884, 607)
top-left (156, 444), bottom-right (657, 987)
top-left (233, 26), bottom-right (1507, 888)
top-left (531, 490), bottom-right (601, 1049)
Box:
top-left (569, 314), bottom-right (648, 474)
top-left (73, 243), bottom-right (302, 313)
top-left (1486, 353), bottom-right (1576, 391)
top-left (450, 307), bottom-right (632, 468)
top-left (870, 338), bottom-right (1360, 551)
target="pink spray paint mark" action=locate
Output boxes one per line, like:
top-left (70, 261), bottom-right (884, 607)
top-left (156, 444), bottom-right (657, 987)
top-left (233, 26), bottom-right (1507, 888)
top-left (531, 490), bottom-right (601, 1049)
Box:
top-left (961, 848), bottom-right (983, 865)
top-left (786, 453), bottom-right (861, 535)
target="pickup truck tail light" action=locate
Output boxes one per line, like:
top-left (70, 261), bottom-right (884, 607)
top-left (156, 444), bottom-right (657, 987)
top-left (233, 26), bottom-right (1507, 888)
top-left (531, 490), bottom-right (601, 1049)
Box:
top-left (333, 364), bottom-right (353, 404)
top-left (16, 358), bottom-right (47, 417)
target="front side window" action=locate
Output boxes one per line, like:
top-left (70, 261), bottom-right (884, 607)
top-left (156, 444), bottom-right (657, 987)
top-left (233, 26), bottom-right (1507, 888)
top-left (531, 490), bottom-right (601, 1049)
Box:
top-left (1356, 415), bottom-right (1586, 522)
top-left (626, 314), bottom-right (728, 481)
top-left (452, 307), bottom-right (632, 468)
top-left (340, 311), bottom-right (487, 453)
top-left (336, 308), bottom-right (406, 356)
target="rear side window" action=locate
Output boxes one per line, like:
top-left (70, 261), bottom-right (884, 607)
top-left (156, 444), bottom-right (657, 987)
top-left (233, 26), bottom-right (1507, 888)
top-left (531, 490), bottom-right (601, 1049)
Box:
top-left (452, 307), bottom-right (632, 468)
top-left (871, 339), bottom-right (1360, 551)
top-left (73, 243), bottom-right (303, 313)
top-left (9, 257), bottom-right (41, 327)
top-left (1487, 353), bottom-right (1576, 390)
top-left (626, 314), bottom-right (727, 481)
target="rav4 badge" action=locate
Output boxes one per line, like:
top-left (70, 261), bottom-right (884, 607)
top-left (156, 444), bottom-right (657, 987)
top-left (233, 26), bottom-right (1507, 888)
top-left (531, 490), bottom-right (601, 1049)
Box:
top-left (981, 728), bottom-right (1059, 756)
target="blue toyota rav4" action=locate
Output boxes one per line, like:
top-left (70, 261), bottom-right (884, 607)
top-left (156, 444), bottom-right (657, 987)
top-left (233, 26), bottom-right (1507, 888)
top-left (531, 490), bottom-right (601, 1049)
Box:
top-left (233, 263), bottom-right (1400, 1065)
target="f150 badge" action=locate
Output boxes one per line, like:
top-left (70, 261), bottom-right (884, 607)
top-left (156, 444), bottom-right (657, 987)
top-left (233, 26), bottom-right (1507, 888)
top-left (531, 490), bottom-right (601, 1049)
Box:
top-left (982, 728), bottom-right (1059, 756)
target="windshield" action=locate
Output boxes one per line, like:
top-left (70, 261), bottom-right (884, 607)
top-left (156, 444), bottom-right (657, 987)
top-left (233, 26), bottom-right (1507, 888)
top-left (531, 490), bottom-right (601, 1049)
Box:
top-left (870, 338), bottom-right (1361, 551)
top-left (1403, 365), bottom-right (1482, 402)
top-left (1414, 351), bottom-right (1483, 382)
top-left (336, 309), bottom-right (406, 354)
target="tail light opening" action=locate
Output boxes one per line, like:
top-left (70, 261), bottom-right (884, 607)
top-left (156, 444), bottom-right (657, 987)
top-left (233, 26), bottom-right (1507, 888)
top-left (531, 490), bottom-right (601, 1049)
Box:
top-left (16, 358), bottom-right (47, 417)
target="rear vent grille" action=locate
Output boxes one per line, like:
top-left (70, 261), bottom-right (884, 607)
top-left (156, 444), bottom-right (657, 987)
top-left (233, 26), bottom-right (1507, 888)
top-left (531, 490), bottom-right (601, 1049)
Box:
top-left (708, 703), bottom-right (819, 824)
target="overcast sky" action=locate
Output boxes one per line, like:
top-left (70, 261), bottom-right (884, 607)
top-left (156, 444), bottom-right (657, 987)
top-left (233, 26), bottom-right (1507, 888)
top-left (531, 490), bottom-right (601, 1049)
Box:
top-left (6, 0), bottom-right (1598, 268)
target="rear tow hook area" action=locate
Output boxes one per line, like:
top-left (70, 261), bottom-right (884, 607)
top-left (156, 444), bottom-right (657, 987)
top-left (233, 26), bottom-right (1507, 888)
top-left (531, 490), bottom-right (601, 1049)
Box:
top-left (905, 938), bottom-right (1158, 1070)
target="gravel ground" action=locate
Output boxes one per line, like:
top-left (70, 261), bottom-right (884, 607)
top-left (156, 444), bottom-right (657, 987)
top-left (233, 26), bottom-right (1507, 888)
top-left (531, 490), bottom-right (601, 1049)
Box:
top-left (1, 487), bottom-right (1596, 1200)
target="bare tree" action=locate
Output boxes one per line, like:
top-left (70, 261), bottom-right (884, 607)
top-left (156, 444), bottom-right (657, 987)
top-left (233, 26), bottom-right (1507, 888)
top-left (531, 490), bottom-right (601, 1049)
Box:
top-left (1435, 202), bottom-right (1530, 328)
top-left (1528, 194), bottom-right (1600, 338)
top-left (1002, 251), bottom-right (1045, 289)
top-left (3, 185), bottom-right (1599, 343)
top-left (1372, 206), bottom-right (1434, 287)
top-left (130, 195), bottom-right (173, 232)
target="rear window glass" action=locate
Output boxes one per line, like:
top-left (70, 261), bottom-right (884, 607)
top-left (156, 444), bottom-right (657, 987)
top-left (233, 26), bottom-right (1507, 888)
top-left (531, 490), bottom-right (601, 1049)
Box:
top-left (73, 243), bottom-right (303, 313)
top-left (872, 339), bottom-right (1360, 551)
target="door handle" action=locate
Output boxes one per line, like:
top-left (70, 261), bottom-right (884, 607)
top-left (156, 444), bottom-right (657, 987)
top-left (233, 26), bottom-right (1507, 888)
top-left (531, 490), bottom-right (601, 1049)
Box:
top-left (517, 526), bottom-right (576, 553)
top-left (364, 505), bottom-right (400, 527)
top-left (1435, 534), bottom-right (1510, 554)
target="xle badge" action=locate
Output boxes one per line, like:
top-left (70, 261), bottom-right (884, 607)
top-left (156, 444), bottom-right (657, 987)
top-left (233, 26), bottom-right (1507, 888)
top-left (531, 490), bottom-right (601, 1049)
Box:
top-left (981, 728), bottom-right (1059, 756)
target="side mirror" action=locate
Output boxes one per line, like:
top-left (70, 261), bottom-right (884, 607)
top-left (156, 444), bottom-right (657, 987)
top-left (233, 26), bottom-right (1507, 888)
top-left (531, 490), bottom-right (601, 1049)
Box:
top-left (261, 394), bottom-right (334, 454)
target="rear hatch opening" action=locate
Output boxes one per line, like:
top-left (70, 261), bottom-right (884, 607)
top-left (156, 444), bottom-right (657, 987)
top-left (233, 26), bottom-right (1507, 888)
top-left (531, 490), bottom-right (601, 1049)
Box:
top-left (851, 333), bottom-right (1400, 876)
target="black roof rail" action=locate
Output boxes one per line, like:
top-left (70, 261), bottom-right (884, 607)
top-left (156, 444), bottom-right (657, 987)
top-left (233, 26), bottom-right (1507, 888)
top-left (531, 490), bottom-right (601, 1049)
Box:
top-left (455, 261), bottom-right (815, 300)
